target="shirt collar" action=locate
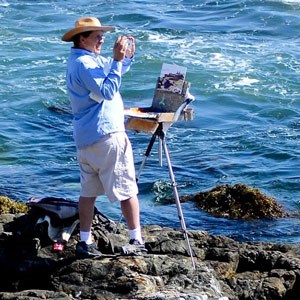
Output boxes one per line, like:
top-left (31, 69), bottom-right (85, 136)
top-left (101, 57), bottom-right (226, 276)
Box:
top-left (70, 47), bottom-right (97, 58)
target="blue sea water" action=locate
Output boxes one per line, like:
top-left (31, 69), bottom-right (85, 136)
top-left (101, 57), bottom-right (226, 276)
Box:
top-left (0, 0), bottom-right (299, 244)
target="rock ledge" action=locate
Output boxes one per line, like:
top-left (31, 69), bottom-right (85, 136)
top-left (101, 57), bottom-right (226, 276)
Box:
top-left (0, 208), bottom-right (300, 300)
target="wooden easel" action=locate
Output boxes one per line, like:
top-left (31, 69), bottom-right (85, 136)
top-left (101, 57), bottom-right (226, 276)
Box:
top-left (125, 78), bottom-right (196, 269)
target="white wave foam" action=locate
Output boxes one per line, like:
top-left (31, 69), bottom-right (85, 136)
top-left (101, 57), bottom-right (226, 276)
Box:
top-left (276, 0), bottom-right (300, 4)
top-left (0, 0), bottom-right (9, 7)
top-left (22, 37), bottom-right (45, 42)
top-left (236, 77), bottom-right (259, 86)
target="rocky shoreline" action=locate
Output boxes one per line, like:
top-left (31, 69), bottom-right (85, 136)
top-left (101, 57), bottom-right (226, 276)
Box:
top-left (0, 200), bottom-right (300, 300)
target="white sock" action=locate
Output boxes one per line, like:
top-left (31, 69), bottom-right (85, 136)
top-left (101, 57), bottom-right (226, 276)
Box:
top-left (80, 231), bottom-right (93, 245)
top-left (129, 226), bottom-right (143, 244)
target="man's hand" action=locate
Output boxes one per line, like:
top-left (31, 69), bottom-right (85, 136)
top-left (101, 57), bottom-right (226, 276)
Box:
top-left (113, 36), bottom-right (127, 61)
top-left (113, 36), bottom-right (135, 61)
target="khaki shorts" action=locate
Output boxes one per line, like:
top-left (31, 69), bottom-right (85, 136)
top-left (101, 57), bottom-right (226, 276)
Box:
top-left (77, 132), bottom-right (138, 201)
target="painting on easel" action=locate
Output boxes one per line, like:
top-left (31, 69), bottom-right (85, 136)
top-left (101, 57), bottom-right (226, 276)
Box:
top-left (157, 63), bottom-right (187, 94)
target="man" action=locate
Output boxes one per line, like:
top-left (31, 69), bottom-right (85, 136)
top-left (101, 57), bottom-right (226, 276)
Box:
top-left (62, 17), bottom-right (145, 258)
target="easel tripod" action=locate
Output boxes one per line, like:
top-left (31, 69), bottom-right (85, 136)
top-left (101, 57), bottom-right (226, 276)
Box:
top-left (136, 120), bottom-right (196, 270)
top-left (125, 78), bottom-right (196, 269)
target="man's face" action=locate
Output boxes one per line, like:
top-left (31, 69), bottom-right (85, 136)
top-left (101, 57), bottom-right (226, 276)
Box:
top-left (80, 30), bottom-right (104, 54)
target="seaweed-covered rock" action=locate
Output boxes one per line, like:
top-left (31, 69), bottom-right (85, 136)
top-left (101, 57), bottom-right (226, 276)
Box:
top-left (180, 183), bottom-right (285, 220)
top-left (0, 196), bottom-right (29, 214)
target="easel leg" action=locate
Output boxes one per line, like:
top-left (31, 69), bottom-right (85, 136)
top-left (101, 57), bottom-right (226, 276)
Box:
top-left (161, 136), bottom-right (196, 270)
top-left (158, 137), bottom-right (163, 167)
top-left (136, 133), bottom-right (157, 182)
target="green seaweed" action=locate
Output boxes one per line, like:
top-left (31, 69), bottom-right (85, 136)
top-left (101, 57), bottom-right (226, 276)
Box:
top-left (0, 196), bottom-right (29, 214)
top-left (181, 183), bottom-right (285, 220)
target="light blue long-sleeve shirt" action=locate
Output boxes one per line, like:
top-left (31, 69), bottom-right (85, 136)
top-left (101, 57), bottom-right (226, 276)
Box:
top-left (66, 47), bottom-right (132, 149)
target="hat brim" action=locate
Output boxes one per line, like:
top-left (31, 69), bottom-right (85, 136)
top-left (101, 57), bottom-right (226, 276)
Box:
top-left (62, 25), bottom-right (115, 42)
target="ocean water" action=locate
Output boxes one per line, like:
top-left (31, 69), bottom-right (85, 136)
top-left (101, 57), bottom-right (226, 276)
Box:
top-left (0, 0), bottom-right (299, 244)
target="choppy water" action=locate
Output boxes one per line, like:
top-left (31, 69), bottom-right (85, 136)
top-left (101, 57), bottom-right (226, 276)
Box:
top-left (0, 0), bottom-right (299, 244)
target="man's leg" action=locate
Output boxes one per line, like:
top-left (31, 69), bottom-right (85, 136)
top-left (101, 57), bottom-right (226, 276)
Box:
top-left (121, 196), bottom-right (140, 230)
top-left (79, 196), bottom-right (96, 233)
top-left (76, 196), bottom-right (102, 258)
top-left (79, 196), bottom-right (96, 245)
top-left (121, 196), bottom-right (144, 245)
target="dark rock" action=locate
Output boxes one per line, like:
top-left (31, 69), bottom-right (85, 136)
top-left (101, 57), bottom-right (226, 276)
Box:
top-left (0, 200), bottom-right (300, 300)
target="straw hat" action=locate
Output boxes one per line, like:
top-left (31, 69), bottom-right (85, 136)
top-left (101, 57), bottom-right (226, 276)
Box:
top-left (62, 17), bottom-right (115, 42)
